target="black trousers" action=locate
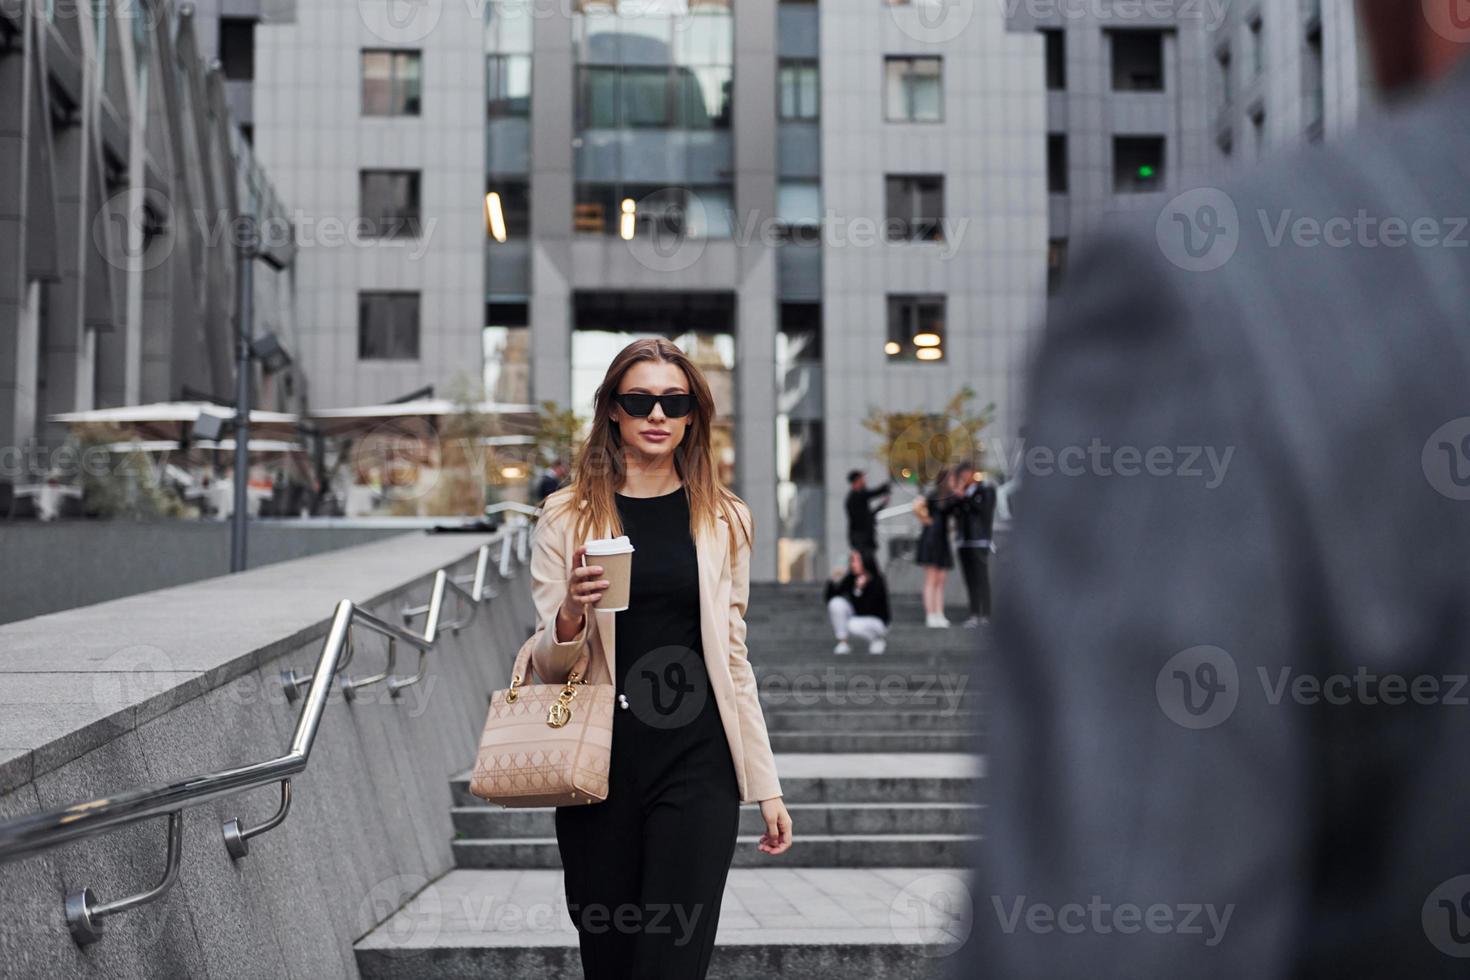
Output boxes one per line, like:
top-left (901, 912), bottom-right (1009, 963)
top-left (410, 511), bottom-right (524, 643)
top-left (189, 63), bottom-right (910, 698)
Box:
top-left (555, 700), bottom-right (740, 979)
top-left (956, 545), bottom-right (991, 618)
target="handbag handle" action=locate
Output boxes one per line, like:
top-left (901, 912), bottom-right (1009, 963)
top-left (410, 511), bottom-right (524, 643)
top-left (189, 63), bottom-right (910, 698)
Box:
top-left (506, 620), bottom-right (592, 702)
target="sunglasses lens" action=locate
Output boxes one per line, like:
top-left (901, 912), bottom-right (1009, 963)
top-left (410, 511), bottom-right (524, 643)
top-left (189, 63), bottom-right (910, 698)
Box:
top-left (618, 394), bottom-right (656, 416)
top-left (662, 395), bottom-right (694, 417)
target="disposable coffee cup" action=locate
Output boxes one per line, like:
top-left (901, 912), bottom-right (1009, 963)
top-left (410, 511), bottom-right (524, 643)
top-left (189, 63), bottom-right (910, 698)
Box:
top-left (583, 536), bottom-right (635, 612)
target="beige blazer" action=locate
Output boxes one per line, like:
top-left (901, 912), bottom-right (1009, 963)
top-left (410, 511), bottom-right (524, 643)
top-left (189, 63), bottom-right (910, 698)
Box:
top-left (525, 488), bottom-right (783, 804)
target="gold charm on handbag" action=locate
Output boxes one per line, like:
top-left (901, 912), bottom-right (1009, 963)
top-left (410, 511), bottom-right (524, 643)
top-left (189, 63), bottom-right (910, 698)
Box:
top-left (547, 671), bottom-right (583, 728)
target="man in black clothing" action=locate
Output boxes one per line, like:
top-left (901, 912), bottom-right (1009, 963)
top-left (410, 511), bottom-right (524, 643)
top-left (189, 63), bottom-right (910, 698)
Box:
top-left (951, 462), bottom-right (996, 628)
top-left (844, 469), bottom-right (891, 558)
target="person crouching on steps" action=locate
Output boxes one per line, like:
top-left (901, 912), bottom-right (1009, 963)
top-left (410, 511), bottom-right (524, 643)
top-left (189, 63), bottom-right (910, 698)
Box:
top-left (825, 547), bottom-right (892, 654)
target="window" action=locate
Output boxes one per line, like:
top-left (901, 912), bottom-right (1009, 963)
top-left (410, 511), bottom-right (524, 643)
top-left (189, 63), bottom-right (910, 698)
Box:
top-left (778, 180), bottom-right (822, 231)
top-left (1303, 22), bottom-right (1324, 136)
top-left (1111, 30), bottom-right (1164, 91)
top-left (359, 292), bottom-right (420, 360)
top-left (484, 304), bottom-right (530, 403)
top-left (1042, 29), bottom-right (1065, 91)
top-left (779, 59), bottom-right (819, 121)
top-left (362, 50), bottom-right (422, 115)
top-left (884, 56), bottom-right (942, 122)
top-left (1248, 14), bottom-right (1263, 77)
top-left (576, 66), bottom-right (731, 129)
top-left (885, 174), bottom-right (944, 242)
top-left (574, 183), bottom-right (733, 239)
top-left (360, 170), bottom-right (422, 238)
top-left (1217, 45), bottom-right (1232, 107)
top-left (779, 303), bottom-right (823, 363)
top-left (783, 420), bottom-right (824, 483)
top-left (485, 180), bottom-right (530, 240)
top-left (219, 18), bottom-right (254, 81)
top-left (1047, 239), bottom-right (1068, 296)
top-left (1048, 133), bottom-right (1068, 194)
top-left (487, 54), bottom-right (531, 117)
top-left (1113, 136), bottom-right (1165, 193)
top-left (886, 295), bottom-right (946, 362)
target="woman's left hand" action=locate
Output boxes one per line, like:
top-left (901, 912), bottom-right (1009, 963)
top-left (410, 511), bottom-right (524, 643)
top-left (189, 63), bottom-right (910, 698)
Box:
top-left (756, 797), bottom-right (793, 856)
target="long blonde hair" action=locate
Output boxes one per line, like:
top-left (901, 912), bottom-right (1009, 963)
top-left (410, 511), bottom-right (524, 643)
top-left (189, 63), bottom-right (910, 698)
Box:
top-left (543, 338), bottom-right (753, 555)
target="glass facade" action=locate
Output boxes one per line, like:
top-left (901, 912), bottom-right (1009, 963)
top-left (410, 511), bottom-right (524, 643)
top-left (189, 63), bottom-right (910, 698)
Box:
top-left (572, 0), bottom-right (735, 237)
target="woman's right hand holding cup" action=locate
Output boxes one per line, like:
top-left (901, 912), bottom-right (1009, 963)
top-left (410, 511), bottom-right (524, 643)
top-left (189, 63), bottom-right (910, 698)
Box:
top-left (556, 544), bottom-right (609, 640)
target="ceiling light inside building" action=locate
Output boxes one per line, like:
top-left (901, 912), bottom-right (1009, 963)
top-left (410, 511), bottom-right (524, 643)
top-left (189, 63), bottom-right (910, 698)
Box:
top-left (916, 347), bottom-right (942, 360)
top-left (620, 198), bottom-right (637, 241)
top-left (485, 192), bottom-right (507, 242)
top-left (884, 341), bottom-right (901, 355)
top-left (913, 332), bottom-right (941, 347)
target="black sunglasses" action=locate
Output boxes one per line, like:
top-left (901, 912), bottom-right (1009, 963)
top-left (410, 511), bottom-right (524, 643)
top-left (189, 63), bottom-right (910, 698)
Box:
top-left (612, 392), bottom-right (695, 418)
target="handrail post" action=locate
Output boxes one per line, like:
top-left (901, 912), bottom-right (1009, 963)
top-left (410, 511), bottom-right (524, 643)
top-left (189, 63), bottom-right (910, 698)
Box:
top-left (221, 780), bottom-right (292, 860)
top-left (66, 811), bottom-right (184, 946)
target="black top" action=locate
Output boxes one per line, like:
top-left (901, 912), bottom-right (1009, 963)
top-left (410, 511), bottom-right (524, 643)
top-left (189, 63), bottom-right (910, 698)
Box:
top-left (611, 484), bottom-right (722, 735)
top-left (845, 482), bottom-right (891, 535)
top-left (824, 570), bottom-right (891, 624)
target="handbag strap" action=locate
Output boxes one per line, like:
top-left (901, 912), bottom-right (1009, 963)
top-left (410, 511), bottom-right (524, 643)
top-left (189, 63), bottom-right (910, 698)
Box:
top-left (509, 618), bottom-right (593, 690)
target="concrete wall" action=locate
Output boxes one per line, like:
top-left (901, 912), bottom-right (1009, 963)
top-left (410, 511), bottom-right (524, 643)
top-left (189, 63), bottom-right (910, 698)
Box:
top-left (0, 532), bottom-right (535, 979)
top-left (0, 522), bottom-right (418, 626)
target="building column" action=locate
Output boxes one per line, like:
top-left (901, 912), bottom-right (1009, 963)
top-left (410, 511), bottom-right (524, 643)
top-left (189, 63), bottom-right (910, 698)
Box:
top-left (733, 0), bottom-right (779, 582)
top-left (528, 7), bottom-right (574, 410)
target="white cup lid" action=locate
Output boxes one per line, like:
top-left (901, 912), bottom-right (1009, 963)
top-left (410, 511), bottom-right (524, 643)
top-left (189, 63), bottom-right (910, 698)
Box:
top-left (585, 535), bottom-right (634, 556)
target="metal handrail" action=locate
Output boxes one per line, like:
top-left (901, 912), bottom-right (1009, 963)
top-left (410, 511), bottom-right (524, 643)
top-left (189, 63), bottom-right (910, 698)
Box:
top-left (0, 535), bottom-right (523, 946)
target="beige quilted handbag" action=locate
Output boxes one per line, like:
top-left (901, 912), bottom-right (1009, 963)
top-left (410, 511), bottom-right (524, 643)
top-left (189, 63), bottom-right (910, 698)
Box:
top-left (468, 630), bottom-right (614, 808)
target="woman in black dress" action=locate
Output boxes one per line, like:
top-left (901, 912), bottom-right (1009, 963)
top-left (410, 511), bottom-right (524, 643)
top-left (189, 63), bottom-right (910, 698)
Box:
top-left (532, 338), bottom-right (793, 979)
top-left (914, 467), bottom-right (959, 627)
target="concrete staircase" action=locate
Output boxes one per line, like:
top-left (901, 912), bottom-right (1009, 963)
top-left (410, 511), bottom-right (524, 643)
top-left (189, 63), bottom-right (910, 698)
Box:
top-left (355, 581), bottom-right (985, 978)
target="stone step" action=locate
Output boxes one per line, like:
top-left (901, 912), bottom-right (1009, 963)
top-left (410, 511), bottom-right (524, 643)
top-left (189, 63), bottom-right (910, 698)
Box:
top-left (762, 709), bottom-right (980, 733)
top-left (767, 731), bottom-right (976, 753)
top-left (452, 833), bottom-right (977, 869)
top-left (353, 868), bottom-right (969, 980)
top-left (451, 801), bottom-right (982, 839)
top-left (450, 754), bottom-right (981, 808)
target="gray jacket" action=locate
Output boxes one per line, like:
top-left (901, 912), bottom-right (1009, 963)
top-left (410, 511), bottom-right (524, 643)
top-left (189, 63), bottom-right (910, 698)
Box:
top-left (959, 59), bottom-right (1470, 978)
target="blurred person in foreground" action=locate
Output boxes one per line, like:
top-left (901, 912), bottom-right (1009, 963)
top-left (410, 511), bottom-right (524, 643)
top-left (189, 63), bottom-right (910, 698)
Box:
top-left (958, 4), bottom-right (1470, 978)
